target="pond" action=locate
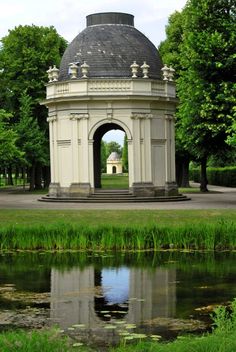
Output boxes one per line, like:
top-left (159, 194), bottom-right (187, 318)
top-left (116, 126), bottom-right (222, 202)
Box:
top-left (1, 250), bottom-right (236, 348)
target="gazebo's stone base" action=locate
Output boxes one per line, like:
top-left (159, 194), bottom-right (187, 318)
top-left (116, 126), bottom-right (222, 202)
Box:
top-left (40, 188), bottom-right (190, 203)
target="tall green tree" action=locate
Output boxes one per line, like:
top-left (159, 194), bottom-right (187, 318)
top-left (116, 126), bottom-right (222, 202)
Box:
top-left (106, 141), bottom-right (122, 158)
top-left (160, 0), bottom-right (236, 191)
top-left (122, 134), bottom-right (128, 173)
top-left (159, 10), bottom-right (192, 187)
top-left (0, 25), bottom-right (67, 188)
top-left (178, 0), bottom-right (236, 191)
top-left (100, 140), bottom-right (107, 173)
top-left (0, 109), bottom-right (23, 169)
top-left (16, 92), bottom-right (48, 191)
top-left (0, 25), bottom-right (67, 115)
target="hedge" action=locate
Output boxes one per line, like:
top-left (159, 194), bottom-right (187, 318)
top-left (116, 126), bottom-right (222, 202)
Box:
top-left (189, 166), bottom-right (236, 187)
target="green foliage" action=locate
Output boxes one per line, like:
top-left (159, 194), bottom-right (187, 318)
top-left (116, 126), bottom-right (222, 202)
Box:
top-left (159, 0), bottom-right (236, 188)
top-left (0, 109), bottom-right (23, 167)
top-left (0, 219), bottom-right (235, 251)
top-left (177, 0), bottom-right (235, 160)
top-left (190, 166), bottom-right (236, 187)
top-left (159, 11), bottom-right (184, 75)
top-left (100, 140), bottom-right (107, 172)
top-left (3, 302), bottom-right (236, 352)
top-left (122, 134), bottom-right (128, 172)
top-left (0, 25), bottom-right (67, 114)
top-left (16, 92), bottom-right (48, 167)
top-left (0, 24), bottom-right (67, 182)
top-left (0, 329), bottom-right (73, 352)
top-left (100, 140), bottom-right (123, 173)
top-left (106, 141), bottom-right (122, 157)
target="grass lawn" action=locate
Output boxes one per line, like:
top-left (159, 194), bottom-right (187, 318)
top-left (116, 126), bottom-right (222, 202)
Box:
top-left (101, 174), bottom-right (129, 189)
top-left (0, 209), bottom-right (235, 228)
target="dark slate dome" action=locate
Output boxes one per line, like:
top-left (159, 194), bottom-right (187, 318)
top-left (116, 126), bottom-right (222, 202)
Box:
top-left (59, 12), bottom-right (163, 81)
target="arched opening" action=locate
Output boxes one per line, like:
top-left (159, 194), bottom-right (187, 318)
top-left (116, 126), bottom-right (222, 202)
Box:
top-left (93, 122), bottom-right (128, 189)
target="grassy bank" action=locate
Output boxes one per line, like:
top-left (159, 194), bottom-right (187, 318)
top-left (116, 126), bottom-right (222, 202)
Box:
top-left (0, 209), bottom-right (235, 250)
top-left (1, 300), bottom-right (236, 352)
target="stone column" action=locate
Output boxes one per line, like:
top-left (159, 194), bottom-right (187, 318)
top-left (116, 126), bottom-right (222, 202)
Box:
top-left (69, 113), bottom-right (91, 197)
top-left (69, 114), bottom-right (79, 182)
top-left (131, 113), bottom-right (155, 197)
top-left (164, 114), bottom-right (178, 195)
top-left (47, 115), bottom-right (60, 196)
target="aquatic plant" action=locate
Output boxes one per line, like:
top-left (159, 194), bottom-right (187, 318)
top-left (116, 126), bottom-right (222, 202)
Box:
top-left (1, 300), bottom-right (236, 351)
top-left (0, 220), bottom-right (235, 251)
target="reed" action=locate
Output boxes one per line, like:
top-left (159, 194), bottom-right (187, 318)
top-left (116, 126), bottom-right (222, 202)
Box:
top-left (0, 220), bottom-right (235, 250)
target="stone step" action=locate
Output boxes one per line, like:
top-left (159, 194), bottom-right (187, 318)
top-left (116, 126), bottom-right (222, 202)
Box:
top-left (39, 194), bottom-right (190, 203)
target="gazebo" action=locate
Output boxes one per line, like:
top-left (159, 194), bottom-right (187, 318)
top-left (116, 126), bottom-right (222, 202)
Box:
top-left (42, 12), bottom-right (186, 202)
top-left (107, 152), bottom-right (123, 174)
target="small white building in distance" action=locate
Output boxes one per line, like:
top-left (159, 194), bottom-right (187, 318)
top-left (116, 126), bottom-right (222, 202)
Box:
top-left (107, 152), bottom-right (123, 174)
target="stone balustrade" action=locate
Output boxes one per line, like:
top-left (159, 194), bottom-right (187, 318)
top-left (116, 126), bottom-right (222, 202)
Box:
top-left (46, 78), bottom-right (176, 100)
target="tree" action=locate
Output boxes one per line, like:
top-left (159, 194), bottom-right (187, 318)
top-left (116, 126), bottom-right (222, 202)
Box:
top-left (160, 0), bottom-right (236, 191)
top-left (106, 141), bottom-right (122, 158)
top-left (0, 25), bottom-right (67, 115)
top-left (159, 10), bottom-right (192, 187)
top-left (0, 25), bottom-right (67, 187)
top-left (122, 134), bottom-right (128, 173)
top-left (16, 92), bottom-right (48, 191)
top-left (0, 109), bottom-right (23, 169)
top-left (100, 140), bottom-right (107, 173)
top-left (178, 0), bottom-right (235, 191)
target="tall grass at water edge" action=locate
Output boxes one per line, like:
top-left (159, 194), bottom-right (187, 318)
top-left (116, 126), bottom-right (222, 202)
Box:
top-left (0, 220), bottom-right (235, 250)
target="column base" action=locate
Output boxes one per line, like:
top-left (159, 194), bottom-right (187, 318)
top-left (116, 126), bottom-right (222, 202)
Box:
top-left (49, 182), bottom-right (91, 198)
top-left (165, 182), bottom-right (179, 196)
top-left (131, 182), bottom-right (155, 197)
top-left (49, 183), bottom-right (61, 197)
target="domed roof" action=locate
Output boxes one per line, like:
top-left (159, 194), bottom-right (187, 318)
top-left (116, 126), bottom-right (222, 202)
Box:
top-left (107, 152), bottom-right (121, 161)
top-left (59, 12), bottom-right (163, 81)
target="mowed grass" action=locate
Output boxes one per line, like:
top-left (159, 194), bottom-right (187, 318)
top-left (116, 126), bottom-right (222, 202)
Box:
top-left (0, 209), bottom-right (235, 227)
top-left (101, 174), bottom-right (129, 189)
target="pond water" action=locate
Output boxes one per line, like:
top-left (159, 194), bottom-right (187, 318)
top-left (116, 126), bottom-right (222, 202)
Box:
top-left (1, 250), bottom-right (236, 348)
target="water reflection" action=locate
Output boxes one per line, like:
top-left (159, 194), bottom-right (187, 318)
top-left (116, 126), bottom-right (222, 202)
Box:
top-left (50, 266), bottom-right (176, 330)
top-left (102, 267), bottom-right (129, 304)
top-left (1, 251), bottom-right (236, 345)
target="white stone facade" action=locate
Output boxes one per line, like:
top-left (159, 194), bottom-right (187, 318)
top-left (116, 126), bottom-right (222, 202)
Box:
top-left (44, 77), bottom-right (178, 198)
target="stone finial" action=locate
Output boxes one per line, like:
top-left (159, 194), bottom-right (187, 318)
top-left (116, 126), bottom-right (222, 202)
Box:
top-left (168, 66), bottom-right (175, 81)
top-left (161, 65), bottom-right (175, 81)
top-left (69, 62), bottom-right (78, 79)
top-left (161, 64), bottom-right (169, 81)
top-left (47, 66), bottom-right (53, 82)
top-left (51, 65), bottom-right (59, 82)
top-left (130, 61), bottom-right (139, 78)
top-left (81, 61), bottom-right (90, 78)
top-left (141, 61), bottom-right (150, 78)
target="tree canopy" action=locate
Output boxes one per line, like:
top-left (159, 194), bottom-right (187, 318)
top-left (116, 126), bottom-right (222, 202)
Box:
top-left (159, 0), bottom-right (236, 190)
top-left (0, 109), bottom-right (23, 168)
top-left (0, 25), bottom-right (67, 188)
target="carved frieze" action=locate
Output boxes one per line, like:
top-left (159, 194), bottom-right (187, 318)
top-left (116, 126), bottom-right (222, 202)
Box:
top-left (69, 113), bottom-right (89, 120)
top-left (131, 113), bottom-right (153, 120)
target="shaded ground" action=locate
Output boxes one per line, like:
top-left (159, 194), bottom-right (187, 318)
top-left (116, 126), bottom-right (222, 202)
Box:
top-left (0, 183), bottom-right (235, 210)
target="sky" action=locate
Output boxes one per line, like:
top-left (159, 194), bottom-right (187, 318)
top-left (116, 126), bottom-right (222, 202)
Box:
top-left (0, 0), bottom-right (187, 145)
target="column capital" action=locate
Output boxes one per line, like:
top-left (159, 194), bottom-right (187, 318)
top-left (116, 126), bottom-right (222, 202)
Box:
top-left (165, 114), bottom-right (175, 121)
top-left (47, 115), bottom-right (57, 123)
top-left (131, 113), bottom-right (153, 120)
top-left (69, 113), bottom-right (89, 120)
